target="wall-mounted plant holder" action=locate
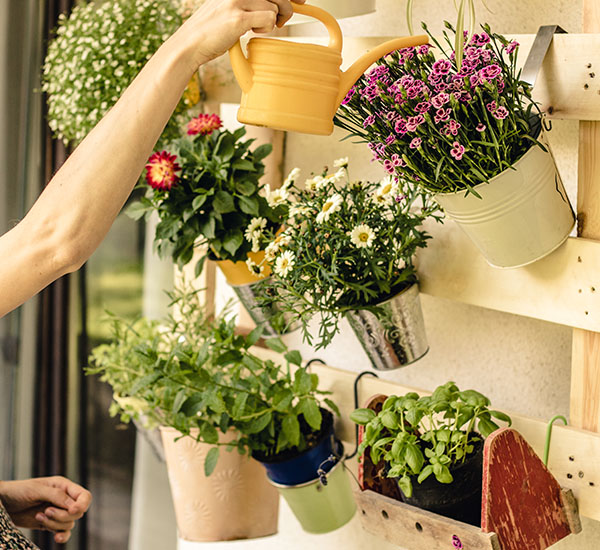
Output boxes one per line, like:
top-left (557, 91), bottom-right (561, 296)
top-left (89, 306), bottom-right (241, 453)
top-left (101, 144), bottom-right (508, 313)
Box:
top-left (354, 395), bottom-right (582, 550)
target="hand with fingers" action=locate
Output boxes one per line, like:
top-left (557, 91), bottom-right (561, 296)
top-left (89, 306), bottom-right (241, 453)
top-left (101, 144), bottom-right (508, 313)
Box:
top-left (0, 476), bottom-right (92, 544)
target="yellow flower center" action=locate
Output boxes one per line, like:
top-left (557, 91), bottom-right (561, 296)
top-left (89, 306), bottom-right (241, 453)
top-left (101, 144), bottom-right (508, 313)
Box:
top-left (322, 201), bottom-right (333, 212)
top-left (359, 232), bottom-right (370, 242)
top-left (381, 183), bottom-right (392, 194)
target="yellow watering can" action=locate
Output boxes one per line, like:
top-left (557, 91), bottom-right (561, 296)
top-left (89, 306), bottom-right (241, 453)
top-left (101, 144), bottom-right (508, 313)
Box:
top-left (228, 3), bottom-right (428, 135)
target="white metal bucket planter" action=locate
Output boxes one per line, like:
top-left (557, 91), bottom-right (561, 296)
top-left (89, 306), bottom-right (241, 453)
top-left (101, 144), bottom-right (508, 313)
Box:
top-left (345, 283), bottom-right (429, 371)
top-left (434, 139), bottom-right (575, 269)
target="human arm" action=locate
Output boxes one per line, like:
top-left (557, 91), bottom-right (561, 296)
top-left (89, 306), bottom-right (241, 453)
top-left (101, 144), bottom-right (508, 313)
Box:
top-left (0, 476), bottom-right (92, 544)
top-left (0, 0), bottom-right (304, 317)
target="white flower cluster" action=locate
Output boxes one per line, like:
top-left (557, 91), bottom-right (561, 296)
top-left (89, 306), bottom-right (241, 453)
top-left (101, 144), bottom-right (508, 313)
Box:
top-left (42, 0), bottom-right (182, 146)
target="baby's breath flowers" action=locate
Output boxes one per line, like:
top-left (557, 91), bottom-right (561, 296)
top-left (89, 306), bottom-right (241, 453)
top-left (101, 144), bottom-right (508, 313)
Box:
top-left (335, 23), bottom-right (543, 196)
top-left (42, 0), bottom-right (187, 147)
top-left (255, 159), bottom-right (440, 349)
top-left (128, 114), bottom-right (286, 275)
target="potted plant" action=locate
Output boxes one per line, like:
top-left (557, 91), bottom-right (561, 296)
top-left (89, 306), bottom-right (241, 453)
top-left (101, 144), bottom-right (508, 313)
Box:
top-left (127, 113), bottom-right (294, 334)
top-left (86, 286), bottom-right (280, 542)
top-left (350, 381), bottom-right (511, 526)
top-left (42, 0), bottom-right (195, 148)
top-left (335, 23), bottom-right (575, 268)
top-left (253, 159), bottom-right (440, 369)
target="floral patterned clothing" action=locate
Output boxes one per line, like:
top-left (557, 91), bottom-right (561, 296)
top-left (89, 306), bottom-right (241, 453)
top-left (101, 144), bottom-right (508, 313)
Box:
top-left (0, 501), bottom-right (38, 550)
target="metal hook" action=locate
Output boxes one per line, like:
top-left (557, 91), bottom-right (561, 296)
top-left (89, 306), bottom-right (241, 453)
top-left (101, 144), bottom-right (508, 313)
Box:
top-left (305, 358), bottom-right (325, 373)
top-left (544, 414), bottom-right (568, 466)
top-left (316, 454), bottom-right (339, 487)
top-left (345, 371), bottom-right (379, 460)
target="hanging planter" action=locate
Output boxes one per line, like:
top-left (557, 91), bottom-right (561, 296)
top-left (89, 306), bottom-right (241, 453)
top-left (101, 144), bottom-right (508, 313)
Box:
top-left (161, 427), bottom-right (279, 542)
top-left (433, 137), bottom-right (575, 268)
top-left (345, 283), bottom-right (429, 370)
top-left (269, 459), bottom-right (357, 534)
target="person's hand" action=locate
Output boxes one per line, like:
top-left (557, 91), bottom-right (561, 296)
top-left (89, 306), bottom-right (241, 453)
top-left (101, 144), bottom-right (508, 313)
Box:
top-left (175, 0), bottom-right (307, 68)
top-left (0, 476), bottom-right (92, 544)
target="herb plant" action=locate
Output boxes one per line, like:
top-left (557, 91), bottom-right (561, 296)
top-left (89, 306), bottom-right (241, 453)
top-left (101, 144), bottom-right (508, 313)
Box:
top-left (252, 159), bottom-right (439, 349)
top-left (87, 285), bottom-right (339, 476)
top-left (42, 0), bottom-right (189, 147)
top-left (350, 381), bottom-right (511, 497)
top-left (335, 23), bottom-right (543, 196)
top-left (128, 113), bottom-right (287, 275)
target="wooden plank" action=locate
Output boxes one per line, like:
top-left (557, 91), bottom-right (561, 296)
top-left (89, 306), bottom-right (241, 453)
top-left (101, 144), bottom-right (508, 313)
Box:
top-left (355, 489), bottom-right (501, 550)
top-left (416, 220), bottom-right (600, 332)
top-left (570, 0), bottom-right (600, 434)
top-left (481, 428), bottom-right (573, 550)
top-left (251, 348), bottom-right (600, 521)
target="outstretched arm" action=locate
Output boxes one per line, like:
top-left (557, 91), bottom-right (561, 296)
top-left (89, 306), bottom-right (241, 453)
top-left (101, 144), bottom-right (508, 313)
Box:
top-left (0, 0), bottom-right (304, 317)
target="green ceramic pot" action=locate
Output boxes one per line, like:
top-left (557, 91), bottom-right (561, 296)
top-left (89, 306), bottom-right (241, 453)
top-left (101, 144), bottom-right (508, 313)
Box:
top-left (269, 460), bottom-right (356, 533)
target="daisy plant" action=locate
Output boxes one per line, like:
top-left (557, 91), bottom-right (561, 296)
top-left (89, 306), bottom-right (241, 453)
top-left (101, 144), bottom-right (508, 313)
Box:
top-left (42, 0), bottom-right (192, 147)
top-left (127, 114), bottom-right (287, 276)
top-left (334, 23), bottom-right (543, 197)
top-left (252, 159), bottom-right (440, 349)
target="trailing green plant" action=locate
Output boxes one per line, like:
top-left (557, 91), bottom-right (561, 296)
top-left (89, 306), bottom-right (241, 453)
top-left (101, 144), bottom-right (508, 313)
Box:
top-left (87, 285), bottom-right (339, 476)
top-left (42, 0), bottom-right (191, 147)
top-left (127, 113), bottom-right (287, 275)
top-left (350, 381), bottom-right (511, 498)
top-left (251, 159), bottom-right (440, 349)
top-left (335, 23), bottom-right (542, 196)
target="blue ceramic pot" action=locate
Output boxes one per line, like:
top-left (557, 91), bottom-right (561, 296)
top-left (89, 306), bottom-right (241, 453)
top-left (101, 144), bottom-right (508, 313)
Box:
top-left (255, 410), bottom-right (340, 485)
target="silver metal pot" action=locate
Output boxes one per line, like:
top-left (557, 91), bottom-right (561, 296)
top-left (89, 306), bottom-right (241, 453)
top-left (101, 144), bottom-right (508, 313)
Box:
top-left (345, 283), bottom-right (429, 370)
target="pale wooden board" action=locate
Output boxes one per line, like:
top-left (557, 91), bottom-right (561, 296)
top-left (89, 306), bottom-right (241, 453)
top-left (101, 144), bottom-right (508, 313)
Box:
top-left (251, 348), bottom-right (600, 522)
top-left (209, 34), bottom-right (600, 121)
top-left (416, 221), bottom-right (600, 332)
top-left (355, 489), bottom-right (501, 550)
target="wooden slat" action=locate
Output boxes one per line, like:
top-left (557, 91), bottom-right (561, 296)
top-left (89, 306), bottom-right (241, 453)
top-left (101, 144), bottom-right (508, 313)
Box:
top-left (416, 220), bottom-right (600, 332)
top-left (571, 0), bottom-right (600, 433)
top-left (251, 348), bottom-right (600, 521)
top-left (355, 490), bottom-right (501, 550)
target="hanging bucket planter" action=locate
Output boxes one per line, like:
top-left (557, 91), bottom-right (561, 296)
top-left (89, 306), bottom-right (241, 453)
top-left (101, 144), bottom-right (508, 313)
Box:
top-left (433, 139), bottom-right (575, 269)
top-left (254, 410), bottom-right (339, 485)
top-left (345, 283), bottom-right (429, 371)
top-left (269, 459), bottom-right (357, 534)
top-left (216, 250), bottom-right (298, 336)
top-left (160, 427), bottom-right (279, 542)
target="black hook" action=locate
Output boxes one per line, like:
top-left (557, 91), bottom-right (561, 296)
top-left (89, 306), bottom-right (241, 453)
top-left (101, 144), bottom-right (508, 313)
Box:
top-left (317, 454), bottom-right (338, 486)
top-left (305, 357), bottom-right (325, 372)
top-left (345, 371), bottom-right (379, 460)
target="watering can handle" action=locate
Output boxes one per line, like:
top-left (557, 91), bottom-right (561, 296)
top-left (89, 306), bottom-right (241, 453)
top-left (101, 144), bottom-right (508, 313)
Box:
top-left (290, 3), bottom-right (343, 52)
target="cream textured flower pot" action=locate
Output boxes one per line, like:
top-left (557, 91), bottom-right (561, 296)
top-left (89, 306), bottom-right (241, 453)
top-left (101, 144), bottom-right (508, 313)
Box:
top-left (433, 140), bottom-right (575, 268)
top-left (160, 427), bottom-right (279, 542)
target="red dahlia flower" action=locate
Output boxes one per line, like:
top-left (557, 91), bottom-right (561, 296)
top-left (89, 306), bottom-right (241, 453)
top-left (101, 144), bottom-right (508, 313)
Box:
top-left (145, 151), bottom-right (180, 191)
top-left (187, 113), bottom-right (222, 136)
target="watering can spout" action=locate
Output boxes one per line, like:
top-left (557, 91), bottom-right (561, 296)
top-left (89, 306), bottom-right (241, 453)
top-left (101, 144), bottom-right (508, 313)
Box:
top-left (229, 41), bottom-right (254, 94)
top-left (337, 35), bottom-right (429, 107)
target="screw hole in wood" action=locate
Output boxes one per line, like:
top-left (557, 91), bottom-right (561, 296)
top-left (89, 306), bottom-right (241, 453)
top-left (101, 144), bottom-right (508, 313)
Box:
top-left (415, 522), bottom-right (423, 532)
top-left (381, 510), bottom-right (389, 519)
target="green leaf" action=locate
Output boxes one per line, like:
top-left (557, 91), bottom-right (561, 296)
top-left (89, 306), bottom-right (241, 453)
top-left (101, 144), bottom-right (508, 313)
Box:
top-left (324, 398), bottom-right (341, 417)
top-left (172, 389), bottom-right (187, 415)
top-left (489, 410), bottom-right (512, 424)
top-left (293, 369), bottom-right (312, 395)
top-left (213, 190), bottom-right (236, 213)
top-left (417, 464), bottom-right (433, 484)
top-left (200, 422), bottom-right (219, 444)
top-left (405, 444), bottom-right (424, 474)
top-left (265, 338), bottom-right (287, 354)
top-left (232, 393), bottom-right (248, 418)
top-left (282, 414), bottom-right (300, 447)
top-left (216, 350), bottom-right (243, 366)
top-left (284, 350), bottom-right (302, 366)
top-left (222, 230), bottom-right (244, 256)
top-left (253, 143), bottom-right (273, 161)
top-left (236, 179), bottom-right (257, 196)
top-left (299, 398), bottom-right (322, 431)
top-left (125, 201), bottom-right (149, 221)
top-left (232, 159), bottom-right (256, 172)
top-left (192, 194), bottom-right (207, 211)
top-left (131, 372), bottom-right (161, 394)
top-left (246, 326), bottom-right (264, 347)
top-left (194, 254), bottom-right (207, 278)
top-left (200, 216), bottom-right (216, 239)
top-left (349, 408), bottom-right (376, 425)
top-left (398, 475), bottom-right (413, 498)
top-left (478, 417), bottom-right (500, 438)
top-left (204, 447), bottom-right (219, 476)
top-left (435, 465), bottom-right (453, 484)
top-left (273, 390), bottom-right (294, 412)
top-left (381, 411), bottom-right (399, 430)
top-left (238, 195), bottom-right (260, 216)
top-left (247, 411), bottom-right (272, 434)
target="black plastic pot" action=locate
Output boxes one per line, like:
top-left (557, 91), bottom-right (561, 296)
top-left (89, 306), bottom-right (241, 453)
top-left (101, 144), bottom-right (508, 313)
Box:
top-left (400, 440), bottom-right (484, 527)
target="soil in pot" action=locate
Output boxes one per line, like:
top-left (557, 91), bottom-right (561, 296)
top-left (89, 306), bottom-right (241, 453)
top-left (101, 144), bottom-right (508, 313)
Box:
top-left (400, 439), bottom-right (484, 527)
top-left (253, 409), bottom-right (339, 485)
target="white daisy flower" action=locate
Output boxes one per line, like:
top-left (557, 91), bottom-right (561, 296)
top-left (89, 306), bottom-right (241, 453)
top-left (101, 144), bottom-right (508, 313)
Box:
top-left (274, 250), bottom-right (295, 278)
top-left (283, 167), bottom-right (301, 188)
top-left (265, 184), bottom-right (289, 207)
top-left (333, 157), bottom-right (349, 168)
top-left (350, 224), bottom-right (376, 248)
top-left (316, 193), bottom-right (343, 223)
top-left (244, 217), bottom-right (267, 242)
top-left (246, 258), bottom-right (265, 277)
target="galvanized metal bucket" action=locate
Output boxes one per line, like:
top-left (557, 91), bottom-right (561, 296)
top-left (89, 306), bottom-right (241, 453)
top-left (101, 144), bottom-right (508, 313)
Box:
top-left (231, 277), bottom-right (300, 337)
top-left (268, 460), bottom-right (356, 534)
top-left (433, 139), bottom-right (575, 268)
top-left (345, 283), bottom-right (429, 371)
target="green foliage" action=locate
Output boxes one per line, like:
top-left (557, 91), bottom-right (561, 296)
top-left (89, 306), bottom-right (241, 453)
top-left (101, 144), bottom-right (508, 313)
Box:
top-left (129, 124), bottom-right (287, 271)
top-left (87, 285), bottom-right (338, 474)
top-left (350, 381), bottom-right (511, 498)
top-left (42, 0), bottom-right (186, 147)
top-left (254, 161), bottom-right (441, 349)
